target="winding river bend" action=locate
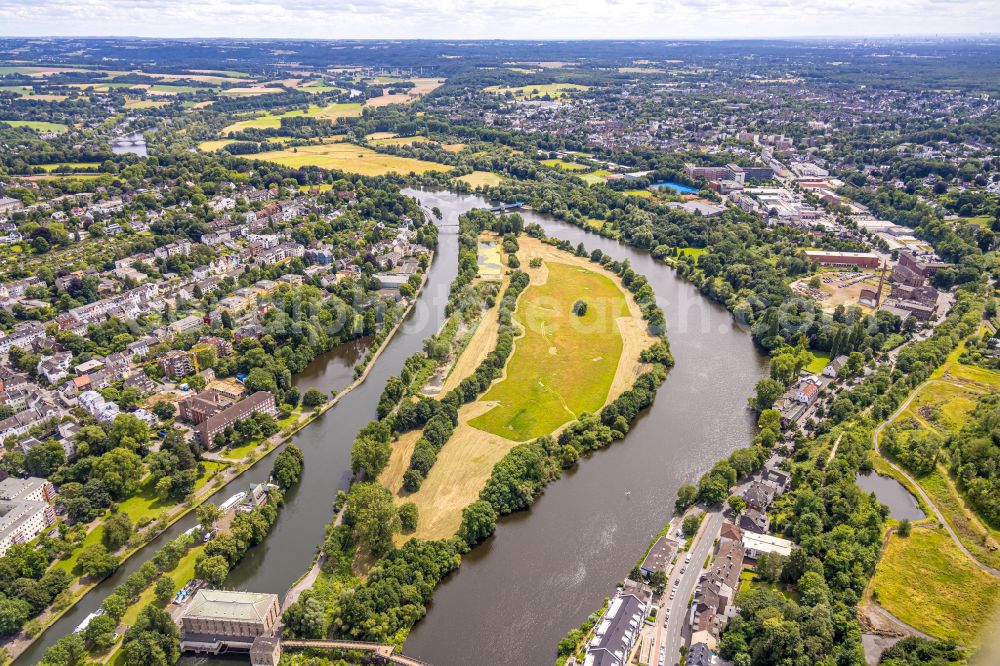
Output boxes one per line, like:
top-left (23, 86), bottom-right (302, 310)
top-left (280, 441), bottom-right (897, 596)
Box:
top-left (402, 191), bottom-right (767, 666)
top-left (16, 189), bottom-right (766, 666)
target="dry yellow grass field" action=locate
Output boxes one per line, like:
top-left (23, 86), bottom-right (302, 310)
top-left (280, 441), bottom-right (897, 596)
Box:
top-left (442, 143), bottom-right (466, 153)
top-left (456, 171), bottom-right (503, 187)
top-left (389, 402), bottom-right (521, 542)
top-left (383, 237), bottom-right (655, 542)
top-left (250, 142), bottom-right (451, 176)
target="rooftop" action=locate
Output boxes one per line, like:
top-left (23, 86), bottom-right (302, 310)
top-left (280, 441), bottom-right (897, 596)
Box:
top-left (183, 589), bottom-right (278, 623)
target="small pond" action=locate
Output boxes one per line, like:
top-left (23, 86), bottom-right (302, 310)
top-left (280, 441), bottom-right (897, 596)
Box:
top-left (856, 471), bottom-right (925, 521)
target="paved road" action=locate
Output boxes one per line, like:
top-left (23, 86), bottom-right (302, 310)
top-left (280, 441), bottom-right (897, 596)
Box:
top-left (873, 379), bottom-right (1000, 578)
top-left (655, 483), bottom-right (749, 666)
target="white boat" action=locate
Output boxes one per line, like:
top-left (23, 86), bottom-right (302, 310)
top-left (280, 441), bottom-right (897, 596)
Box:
top-left (74, 609), bottom-right (105, 634)
top-left (219, 491), bottom-right (247, 513)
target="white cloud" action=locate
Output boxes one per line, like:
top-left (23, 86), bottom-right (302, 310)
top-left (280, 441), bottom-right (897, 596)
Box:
top-left (0, 0), bottom-right (997, 38)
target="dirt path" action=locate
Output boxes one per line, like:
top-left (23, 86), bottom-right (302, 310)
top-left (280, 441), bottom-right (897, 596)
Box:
top-left (827, 433), bottom-right (843, 463)
top-left (872, 379), bottom-right (1000, 578)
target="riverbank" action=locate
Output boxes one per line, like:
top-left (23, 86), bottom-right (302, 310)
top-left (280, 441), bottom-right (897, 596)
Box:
top-left (382, 235), bottom-right (660, 541)
top-left (400, 189), bottom-right (766, 666)
top-left (3, 259), bottom-right (434, 666)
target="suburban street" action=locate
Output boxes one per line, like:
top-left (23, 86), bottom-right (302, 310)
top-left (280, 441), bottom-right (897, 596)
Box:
top-left (647, 480), bottom-right (751, 666)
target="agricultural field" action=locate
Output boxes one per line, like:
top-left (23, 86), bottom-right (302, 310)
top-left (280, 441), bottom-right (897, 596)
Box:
top-left (220, 86), bottom-right (286, 97)
top-left (442, 143), bottom-right (466, 153)
top-left (221, 102), bottom-right (363, 134)
top-left (468, 262), bottom-right (627, 441)
top-left (0, 120), bottom-right (69, 133)
top-left (871, 525), bottom-right (1000, 643)
top-left (197, 139), bottom-right (237, 152)
top-left (250, 142), bottom-right (451, 176)
top-left (484, 83), bottom-right (590, 100)
top-left (124, 99), bottom-right (168, 109)
top-left (456, 171), bottom-right (503, 188)
top-left (148, 84), bottom-right (210, 94)
top-left (368, 134), bottom-right (429, 147)
top-left (0, 86), bottom-right (68, 101)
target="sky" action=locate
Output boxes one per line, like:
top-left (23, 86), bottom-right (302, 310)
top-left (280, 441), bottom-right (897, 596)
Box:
top-left (1, 0), bottom-right (998, 40)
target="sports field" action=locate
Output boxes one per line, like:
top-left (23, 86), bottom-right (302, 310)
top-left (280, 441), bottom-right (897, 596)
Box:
top-left (579, 169), bottom-right (612, 184)
top-left (541, 158), bottom-right (588, 171)
top-left (221, 103), bottom-right (363, 135)
top-left (250, 142), bottom-right (451, 176)
top-left (469, 261), bottom-right (627, 441)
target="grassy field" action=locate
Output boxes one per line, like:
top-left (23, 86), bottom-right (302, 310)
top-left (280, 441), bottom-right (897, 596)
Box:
top-left (370, 135), bottom-right (429, 147)
top-left (804, 350), bottom-right (831, 374)
top-left (53, 461), bottom-right (225, 576)
top-left (383, 239), bottom-right (655, 540)
top-left (120, 542), bottom-right (204, 626)
top-left (198, 139), bottom-right (237, 152)
top-left (0, 120), bottom-right (69, 133)
top-left (484, 83), bottom-right (590, 100)
top-left (579, 170), bottom-right (612, 185)
top-left (872, 525), bottom-right (1000, 643)
top-left (677, 247), bottom-right (708, 261)
top-left (36, 162), bottom-right (101, 172)
top-left (540, 158), bottom-right (589, 171)
top-left (124, 99), bottom-right (168, 109)
top-left (957, 215), bottom-right (994, 229)
top-left (469, 261), bottom-right (627, 441)
top-left (251, 142), bottom-right (451, 176)
top-left (221, 103), bottom-right (363, 135)
top-left (221, 86), bottom-right (285, 96)
top-left (623, 189), bottom-right (655, 199)
top-left (148, 84), bottom-right (208, 94)
top-left (477, 238), bottom-right (502, 278)
top-left (456, 171), bottom-right (503, 188)
top-left (442, 143), bottom-right (466, 153)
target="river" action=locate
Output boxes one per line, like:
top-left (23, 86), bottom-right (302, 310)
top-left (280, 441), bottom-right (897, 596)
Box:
top-left (14, 191), bottom-right (460, 666)
top-left (17, 189), bottom-right (766, 666)
top-left (402, 191), bottom-right (768, 666)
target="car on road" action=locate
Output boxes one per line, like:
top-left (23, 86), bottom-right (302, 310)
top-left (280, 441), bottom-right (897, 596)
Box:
top-left (680, 566), bottom-right (686, 574)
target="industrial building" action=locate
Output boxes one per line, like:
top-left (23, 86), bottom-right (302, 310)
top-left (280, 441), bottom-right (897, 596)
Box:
top-left (179, 589), bottom-right (281, 655)
top-left (803, 250), bottom-right (881, 269)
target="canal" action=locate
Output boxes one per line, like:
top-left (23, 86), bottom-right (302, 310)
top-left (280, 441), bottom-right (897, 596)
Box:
top-left (402, 191), bottom-right (768, 666)
top-left (15, 190), bottom-right (460, 666)
top-left (19, 189), bottom-right (767, 666)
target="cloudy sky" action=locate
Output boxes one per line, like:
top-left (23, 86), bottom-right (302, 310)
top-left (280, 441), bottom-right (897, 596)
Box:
top-left (1, 0), bottom-right (998, 39)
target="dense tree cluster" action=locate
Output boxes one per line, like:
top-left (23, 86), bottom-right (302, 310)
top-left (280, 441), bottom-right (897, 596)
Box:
top-left (272, 444), bottom-right (305, 489)
top-left (329, 538), bottom-right (463, 643)
top-left (946, 393), bottom-right (1000, 526)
